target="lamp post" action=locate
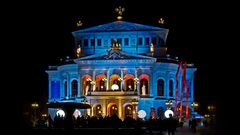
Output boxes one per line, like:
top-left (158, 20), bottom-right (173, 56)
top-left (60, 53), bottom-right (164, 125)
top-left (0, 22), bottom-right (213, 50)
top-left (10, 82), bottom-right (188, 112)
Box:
top-left (191, 102), bottom-right (199, 112)
top-left (131, 99), bottom-right (138, 119)
top-left (31, 102), bottom-right (39, 127)
top-left (207, 105), bottom-right (215, 118)
top-left (165, 100), bottom-right (172, 110)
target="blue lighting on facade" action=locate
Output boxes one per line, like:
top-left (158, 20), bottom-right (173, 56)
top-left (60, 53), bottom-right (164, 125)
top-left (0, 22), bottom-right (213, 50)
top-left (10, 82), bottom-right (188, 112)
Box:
top-left (51, 81), bottom-right (60, 99)
top-left (46, 21), bottom-right (197, 120)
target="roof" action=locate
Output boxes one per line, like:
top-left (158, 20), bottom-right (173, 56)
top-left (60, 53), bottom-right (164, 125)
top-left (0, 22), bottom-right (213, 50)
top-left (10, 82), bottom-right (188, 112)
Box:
top-left (74, 21), bottom-right (167, 33)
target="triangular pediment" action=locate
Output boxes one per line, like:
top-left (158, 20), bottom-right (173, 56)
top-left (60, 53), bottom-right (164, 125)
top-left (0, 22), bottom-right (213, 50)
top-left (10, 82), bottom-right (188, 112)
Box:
top-left (75, 21), bottom-right (167, 33)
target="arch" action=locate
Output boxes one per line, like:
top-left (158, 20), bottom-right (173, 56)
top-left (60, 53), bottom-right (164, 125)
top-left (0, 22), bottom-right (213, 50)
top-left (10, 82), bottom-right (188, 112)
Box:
top-left (124, 74), bottom-right (134, 91)
top-left (96, 74), bottom-right (107, 91)
top-left (93, 104), bottom-right (102, 116)
top-left (81, 74), bottom-right (92, 95)
top-left (157, 78), bottom-right (164, 96)
top-left (107, 103), bottom-right (118, 117)
top-left (110, 74), bottom-right (121, 91)
top-left (71, 80), bottom-right (78, 97)
top-left (123, 103), bottom-right (133, 118)
top-left (139, 74), bottom-right (149, 95)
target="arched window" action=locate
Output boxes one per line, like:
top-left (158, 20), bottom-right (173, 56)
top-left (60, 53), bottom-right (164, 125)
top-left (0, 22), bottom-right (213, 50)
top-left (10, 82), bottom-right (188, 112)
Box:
top-left (125, 105), bottom-right (133, 118)
top-left (72, 80), bottom-right (78, 97)
top-left (95, 105), bottom-right (102, 116)
top-left (157, 79), bottom-right (164, 96)
top-left (169, 80), bottom-right (173, 97)
top-left (126, 79), bottom-right (134, 91)
top-left (140, 79), bottom-right (149, 95)
top-left (64, 81), bottom-right (67, 97)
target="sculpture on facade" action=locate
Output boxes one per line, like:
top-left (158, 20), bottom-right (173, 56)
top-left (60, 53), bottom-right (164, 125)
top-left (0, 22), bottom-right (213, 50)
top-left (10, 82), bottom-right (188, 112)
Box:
top-left (142, 84), bottom-right (146, 95)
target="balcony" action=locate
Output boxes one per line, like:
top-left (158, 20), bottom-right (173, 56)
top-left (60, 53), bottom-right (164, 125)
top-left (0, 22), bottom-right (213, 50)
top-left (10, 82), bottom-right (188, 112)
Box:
top-left (87, 90), bottom-right (137, 96)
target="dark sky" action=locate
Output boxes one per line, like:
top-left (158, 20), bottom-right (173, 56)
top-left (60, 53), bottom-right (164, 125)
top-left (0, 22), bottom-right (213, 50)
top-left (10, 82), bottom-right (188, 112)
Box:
top-left (7, 0), bottom-right (228, 129)
top-left (4, 1), bottom-right (234, 133)
top-left (12, 0), bottom-right (219, 107)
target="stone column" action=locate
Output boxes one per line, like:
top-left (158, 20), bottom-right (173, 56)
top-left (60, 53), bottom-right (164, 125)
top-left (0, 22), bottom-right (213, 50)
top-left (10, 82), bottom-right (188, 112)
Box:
top-left (121, 69), bottom-right (124, 91)
top-left (67, 73), bottom-right (71, 97)
top-left (48, 79), bottom-right (52, 99)
top-left (134, 69), bottom-right (138, 92)
top-left (93, 70), bottom-right (96, 91)
top-left (78, 75), bottom-right (81, 97)
top-left (118, 99), bottom-right (122, 119)
top-left (107, 70), bottom-right (110, 90)
top-left (102, 99), bottom-right (107, 117)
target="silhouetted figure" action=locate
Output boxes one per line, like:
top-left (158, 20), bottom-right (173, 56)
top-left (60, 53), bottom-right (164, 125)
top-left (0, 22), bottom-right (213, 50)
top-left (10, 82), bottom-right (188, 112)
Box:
top-left (166, 114), bottom-right (177, 135)
top-left (191, 118), bottom-right (197, 133)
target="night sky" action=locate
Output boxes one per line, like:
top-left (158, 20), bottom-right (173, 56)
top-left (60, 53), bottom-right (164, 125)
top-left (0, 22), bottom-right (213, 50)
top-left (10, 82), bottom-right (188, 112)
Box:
top-left (7, 0), bottom-right (228, 131)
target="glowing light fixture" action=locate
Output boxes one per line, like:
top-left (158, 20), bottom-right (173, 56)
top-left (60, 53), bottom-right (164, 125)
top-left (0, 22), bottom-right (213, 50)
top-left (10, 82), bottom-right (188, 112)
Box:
top-left (111, 84), bottom-right (119, 90)
top-left (138, 110), bottom-right (146, 119)
top-left (56, 109), bottom-right (65, 117)
top-left (73, 109), bottom-right (81, 119)
top-left (164, 109), bottom-right (174, 118)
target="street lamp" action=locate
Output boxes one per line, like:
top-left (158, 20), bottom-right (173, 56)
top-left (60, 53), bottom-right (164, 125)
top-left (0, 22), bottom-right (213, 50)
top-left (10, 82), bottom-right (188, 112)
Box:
top-left (31, 102), bottom-right (39, 127)
top-left (165, 100), bottom-right (172, 110)
top-left (191, 102), bottom-right (199, 112)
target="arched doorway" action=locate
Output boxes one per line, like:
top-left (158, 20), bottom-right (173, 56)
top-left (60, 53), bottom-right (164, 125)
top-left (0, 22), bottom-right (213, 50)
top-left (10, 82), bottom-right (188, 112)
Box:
top-left (107, 103), bottom-right (118, 117)
top-left (93, 104), bottom-right (102, 116)
top-left (124, 104), bottom-right (133, 118)
top-left (82, 75), bottom-right (92, 95)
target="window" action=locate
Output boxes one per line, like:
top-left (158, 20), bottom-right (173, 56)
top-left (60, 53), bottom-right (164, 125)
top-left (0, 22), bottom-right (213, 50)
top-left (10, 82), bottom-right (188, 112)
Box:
top-left (84, 39), bottom-right (88, 47)
top-left (117, 38), bottom-right (122, 45)
top-left (111, 38), bottom-right (114, 45)
top-left (152, 37), bottom-right (157, 45)
top-left (157, 79), bottom-right (164, 96)
top-left (72, 80), bottom-right (78, 97)
top-left (145, 37), bottom-right (150, 45)
top-left (91, 39), bottom-right (95, 46)
top-left (97, 39), bottom-right (101, 46)
top-left (124, 38), bottom-right (129, 46)
top-left (169, 80), bottom-right (173, 97)
top-left (138, 38), bottom-right (143, 45)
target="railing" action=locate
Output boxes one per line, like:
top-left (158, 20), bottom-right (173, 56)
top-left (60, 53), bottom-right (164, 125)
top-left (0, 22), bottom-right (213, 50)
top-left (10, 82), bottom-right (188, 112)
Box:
top-left (87, 90), bottom-right (138, 96)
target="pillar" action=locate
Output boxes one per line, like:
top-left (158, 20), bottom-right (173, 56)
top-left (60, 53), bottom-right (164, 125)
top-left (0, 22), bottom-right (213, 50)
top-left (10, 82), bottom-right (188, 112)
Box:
top-left (107, 70), bottom-right (110, 90)
top-left (93, 70), bottom-right (96, 91)
top-left (121, 69), bottom-right (124, 91)
top-left (118, 99), bottom-right (122, 119)
top-left (48, 79), bottom-right (52, 99)
top-left (102, 99), bottom-right (107, 117)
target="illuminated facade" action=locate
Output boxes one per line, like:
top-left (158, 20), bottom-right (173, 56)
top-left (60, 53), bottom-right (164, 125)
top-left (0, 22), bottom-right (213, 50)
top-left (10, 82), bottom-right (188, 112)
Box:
top-left (46, 21), bottom-right (196, 120)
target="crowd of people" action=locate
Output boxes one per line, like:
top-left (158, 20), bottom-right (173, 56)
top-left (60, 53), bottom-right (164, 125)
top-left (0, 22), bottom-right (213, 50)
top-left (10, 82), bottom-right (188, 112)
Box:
top-left (35, 113), bottom-right (180, 134)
